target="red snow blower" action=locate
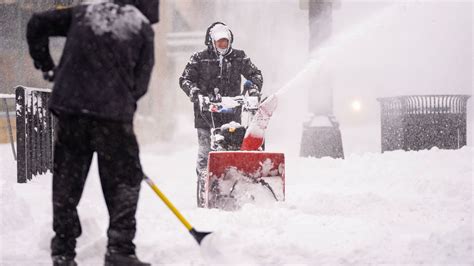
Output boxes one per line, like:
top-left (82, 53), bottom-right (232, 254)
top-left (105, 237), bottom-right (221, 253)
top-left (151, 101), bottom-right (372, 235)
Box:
top-left (198, 94), bottom-right (285, 210)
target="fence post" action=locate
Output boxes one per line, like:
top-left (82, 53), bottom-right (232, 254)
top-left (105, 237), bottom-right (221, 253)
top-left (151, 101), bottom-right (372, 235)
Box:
top-left (16, 87), bottom-right (26, 183)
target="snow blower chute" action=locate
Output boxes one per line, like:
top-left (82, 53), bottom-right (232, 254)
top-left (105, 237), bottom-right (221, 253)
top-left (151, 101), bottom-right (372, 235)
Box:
top-left (198, 94), bottom-right (285, 210)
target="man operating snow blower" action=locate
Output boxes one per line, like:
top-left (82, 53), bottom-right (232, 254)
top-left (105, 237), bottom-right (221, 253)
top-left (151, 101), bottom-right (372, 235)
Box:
top-left (26, 1), bottom-right (158, 265)
top-left (179, 22), bottom-right (263, 208)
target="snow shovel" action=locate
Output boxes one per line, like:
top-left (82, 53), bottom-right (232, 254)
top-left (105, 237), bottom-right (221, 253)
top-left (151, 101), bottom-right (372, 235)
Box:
top-left (143, 175), bottom-right (211, 244)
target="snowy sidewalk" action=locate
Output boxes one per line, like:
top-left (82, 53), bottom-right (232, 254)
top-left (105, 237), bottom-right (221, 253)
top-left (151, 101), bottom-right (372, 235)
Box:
top-left (1, 144), bottom-right (473, 265)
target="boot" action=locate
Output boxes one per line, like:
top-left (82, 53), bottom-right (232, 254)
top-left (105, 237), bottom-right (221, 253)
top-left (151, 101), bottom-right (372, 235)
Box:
top-left (104, 252), bottom-right (150, 266)
top-left (52, 255), bottom-right (77, 266)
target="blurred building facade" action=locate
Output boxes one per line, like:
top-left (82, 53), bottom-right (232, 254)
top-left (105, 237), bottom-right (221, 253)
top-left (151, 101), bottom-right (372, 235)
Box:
top-left (0, 0), bottom-right (310, 144)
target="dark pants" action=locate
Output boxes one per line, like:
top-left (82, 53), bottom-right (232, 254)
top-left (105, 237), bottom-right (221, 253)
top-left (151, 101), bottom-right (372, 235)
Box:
top-left (196, 128), bottom-right (211, 174)
top-left (195, 128), bottom-right (211, 207)
top-left (51, 115), bottom-right (143, 259)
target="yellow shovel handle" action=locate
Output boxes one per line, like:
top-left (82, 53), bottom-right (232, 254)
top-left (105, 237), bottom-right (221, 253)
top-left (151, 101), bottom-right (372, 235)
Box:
top-left (143, 177), bottom-right (193, 231)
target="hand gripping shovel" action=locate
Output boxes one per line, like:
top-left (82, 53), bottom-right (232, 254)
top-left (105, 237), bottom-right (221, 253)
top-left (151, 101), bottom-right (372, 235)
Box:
top-left (143, 175), bottom-right (211, 244)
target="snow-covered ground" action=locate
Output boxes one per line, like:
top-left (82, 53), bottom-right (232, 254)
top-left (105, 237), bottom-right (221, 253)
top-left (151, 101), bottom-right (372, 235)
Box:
top-left (0, 0), bottom-right (471, 265)
top-left (1, 143), bottom-right (472, 265)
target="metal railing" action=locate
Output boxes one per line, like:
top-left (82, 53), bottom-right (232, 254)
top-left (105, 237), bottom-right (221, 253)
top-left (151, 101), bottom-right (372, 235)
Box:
top-left (378, 95), bottom-right (470, 152)
top-left (16, 86), bottom-right (54, 183)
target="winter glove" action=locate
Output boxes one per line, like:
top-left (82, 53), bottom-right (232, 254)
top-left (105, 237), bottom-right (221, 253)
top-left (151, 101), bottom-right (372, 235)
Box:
top-left (189, 87), bottom-right (201, 102)
top-left (42, 69), bottom-right (55, 82)
top-left (33, 59), bottom-right (54, 72)
top-left (243, 80), bottom-right (260, 97)
top-left (243, 80), bottom-right (253, 92)
top-left (209, 87), bottom-right (222, 103)
top-left (33, 60), bottom-right (56, 82)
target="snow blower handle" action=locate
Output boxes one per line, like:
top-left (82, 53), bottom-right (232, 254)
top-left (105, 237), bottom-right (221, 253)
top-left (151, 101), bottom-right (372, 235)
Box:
top-left (199, 96), bottom-right (259, 113)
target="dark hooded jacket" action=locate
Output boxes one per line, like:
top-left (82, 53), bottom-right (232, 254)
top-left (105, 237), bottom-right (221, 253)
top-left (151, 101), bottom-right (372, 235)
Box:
top-left (179, 22), bottom-right (263, 129)
top-left (26, 0), bottom-right (158, 122)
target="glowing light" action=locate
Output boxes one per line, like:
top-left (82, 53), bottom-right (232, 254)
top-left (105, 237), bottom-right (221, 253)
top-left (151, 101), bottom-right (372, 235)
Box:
top-left (351, 100), bottom-right (362, 112)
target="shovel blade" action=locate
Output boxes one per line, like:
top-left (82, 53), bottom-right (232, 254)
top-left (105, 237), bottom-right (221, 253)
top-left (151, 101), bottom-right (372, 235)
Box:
top-left (190, 228), bottom-right (212, 245)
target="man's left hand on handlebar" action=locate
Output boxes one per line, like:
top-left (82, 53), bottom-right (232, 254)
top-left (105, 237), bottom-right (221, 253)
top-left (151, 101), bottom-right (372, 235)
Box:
top-left (243, 80), bottom-right (261, 97)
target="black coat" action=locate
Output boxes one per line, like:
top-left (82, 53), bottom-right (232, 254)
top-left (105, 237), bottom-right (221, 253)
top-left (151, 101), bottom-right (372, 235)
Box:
top-left (179, 48), bottom-right (263, 128)
top-left (26, 2), bottom-right (155, 122)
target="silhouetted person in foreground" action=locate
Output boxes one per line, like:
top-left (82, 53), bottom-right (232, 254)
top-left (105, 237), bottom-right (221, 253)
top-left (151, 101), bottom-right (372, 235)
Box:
top-left (26, 1), bottom-right (159, 265)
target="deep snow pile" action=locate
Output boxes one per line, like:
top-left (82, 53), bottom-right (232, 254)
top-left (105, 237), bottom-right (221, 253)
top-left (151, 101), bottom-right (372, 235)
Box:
top-left (0, 144), bottom-right (472, 265)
